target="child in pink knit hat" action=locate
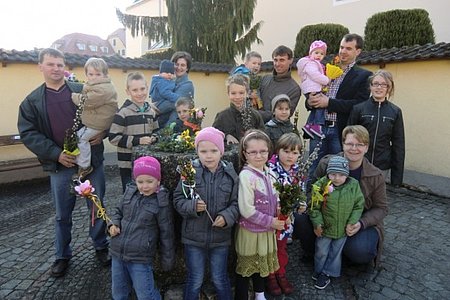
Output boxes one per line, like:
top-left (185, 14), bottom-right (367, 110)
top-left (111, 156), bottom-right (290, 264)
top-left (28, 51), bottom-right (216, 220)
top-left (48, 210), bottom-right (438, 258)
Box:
top-left (173, 127), bottom-right (239, 299)
top-left (296, 40), bottom-right (331, 139)
top-left (108, 155), bottom-right (174, 299)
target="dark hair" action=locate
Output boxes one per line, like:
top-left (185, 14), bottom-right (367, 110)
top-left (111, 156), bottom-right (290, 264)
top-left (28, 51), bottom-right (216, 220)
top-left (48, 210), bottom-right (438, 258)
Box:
top-left (171, 51), bottom-right (193, 72)
top-left (175, 97), bottom-right (194, 108)
top-left (272, 45), bottom-right (293, 59)
top-left (38, 48), bottom-right (65, 64)
top-left (126, 72), bottom-right (146, 88)
top-left (342, 33), bottom-right (364, 50)
top-left (275, 133), bottom-right (303, 153)
top-left (238, 129), bottom-right (272, 170)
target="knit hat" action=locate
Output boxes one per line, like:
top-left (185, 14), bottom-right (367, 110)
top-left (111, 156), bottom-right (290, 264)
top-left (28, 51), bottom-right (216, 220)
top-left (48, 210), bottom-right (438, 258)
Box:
top-left (159, 59), bottom-right (175, 74)
top-left (271, 94), bottom-right (291, 112)
top-left (327, 156), bottom-right (349, 176)
top-left (195, 127), bottom-right (225, 154)
top-left (133, 156), bottom-right (161, 180)
top-left (309, 40), bottom-right (327, 55)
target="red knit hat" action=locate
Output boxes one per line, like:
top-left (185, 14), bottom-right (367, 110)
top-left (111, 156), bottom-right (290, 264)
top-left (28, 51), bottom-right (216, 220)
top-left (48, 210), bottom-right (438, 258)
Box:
top-left (133, 156), bottom-right (161, 180)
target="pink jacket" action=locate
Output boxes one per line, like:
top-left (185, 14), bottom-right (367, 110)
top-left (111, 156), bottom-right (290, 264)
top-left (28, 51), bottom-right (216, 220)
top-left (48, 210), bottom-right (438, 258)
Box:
top-left (296, 57), bottom-right (329, 94)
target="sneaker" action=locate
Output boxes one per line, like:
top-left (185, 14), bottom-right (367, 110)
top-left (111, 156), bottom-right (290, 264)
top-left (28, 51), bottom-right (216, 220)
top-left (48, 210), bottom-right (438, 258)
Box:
top-left (266, 273), bottom-right (282, 296)
top-left (50, 259), bottom-right (69, 278)
top-left (276, 274), bottom-right (294, 295)
top-left (96, 248), bottom-right (111, 266)
top-left (311, 272), bottom-right (319, 281)
top-left (314, 273), bottom-right (330, 290)
top-left (309, 124), bottom-right (325, 138)
top-left (302, 124), bottom-right (315, 139)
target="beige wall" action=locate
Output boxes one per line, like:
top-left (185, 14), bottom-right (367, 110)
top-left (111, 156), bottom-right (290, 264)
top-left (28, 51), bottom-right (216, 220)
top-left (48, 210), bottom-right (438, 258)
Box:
top-left (1, 59), bottom-right (449, 178)
top-left (251, 0), bottom-right (450, 60)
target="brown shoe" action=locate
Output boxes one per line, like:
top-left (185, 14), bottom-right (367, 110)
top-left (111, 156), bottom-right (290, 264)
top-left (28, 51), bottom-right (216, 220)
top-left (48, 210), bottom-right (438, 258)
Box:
top-left (277, 274), bottom-right (294, 295)
top-left (266, 273), bottom-right (282, 296)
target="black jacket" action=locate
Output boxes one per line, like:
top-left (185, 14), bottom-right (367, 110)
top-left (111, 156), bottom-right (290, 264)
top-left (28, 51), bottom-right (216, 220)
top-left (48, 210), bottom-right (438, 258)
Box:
top-left (109, 185), bottom-right (175, 269)
top-left (348, 97), bottom-right (405, 185)
top-left (265, 118), bottom-right (294, 146)
top-left (17, 82), bottom-right (104, 172)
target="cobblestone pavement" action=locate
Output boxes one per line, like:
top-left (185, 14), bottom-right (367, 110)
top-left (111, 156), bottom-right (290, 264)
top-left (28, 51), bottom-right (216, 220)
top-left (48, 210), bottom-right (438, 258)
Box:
top-left (0, 166), bottom-right (449, 299)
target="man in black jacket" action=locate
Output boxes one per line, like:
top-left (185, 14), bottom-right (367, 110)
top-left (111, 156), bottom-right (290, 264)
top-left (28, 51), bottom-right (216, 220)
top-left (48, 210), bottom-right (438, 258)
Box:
top-left (17, 48), bottom-right (110, 277)
top-left (306, 33), bottom-right (372, 181)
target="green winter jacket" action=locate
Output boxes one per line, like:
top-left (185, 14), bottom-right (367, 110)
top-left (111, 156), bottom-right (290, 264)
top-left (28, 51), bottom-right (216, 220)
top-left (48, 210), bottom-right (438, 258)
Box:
top-left (310, 176), bottom-right (364, 239)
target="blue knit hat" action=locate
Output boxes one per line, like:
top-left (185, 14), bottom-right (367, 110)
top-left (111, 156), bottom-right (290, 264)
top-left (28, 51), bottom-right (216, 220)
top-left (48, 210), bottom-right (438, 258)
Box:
top-left (159, 59), bottom-right (175, 74)
top-left (327, 156), bottom-right (349, 176)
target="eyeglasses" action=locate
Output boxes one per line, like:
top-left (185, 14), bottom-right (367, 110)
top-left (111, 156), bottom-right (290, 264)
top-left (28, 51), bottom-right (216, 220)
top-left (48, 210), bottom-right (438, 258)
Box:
top-left (245, 150), bottom-right (269, 157)
top-left (343, 142), bottom-right (366, 149)
top-left (371, 82), bottom-right (388, 88)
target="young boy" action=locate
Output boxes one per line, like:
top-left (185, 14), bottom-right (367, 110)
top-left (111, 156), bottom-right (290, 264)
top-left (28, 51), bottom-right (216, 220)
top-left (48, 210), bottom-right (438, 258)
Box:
top-left (71, 57), bottom-right (118, 179)
top-left (172, 97), bottom-right (194, 134)
top-left (231, 51), bottom-right (263, 109)
top-left (173, 127), bottom-right (239, 299)
top-left (265, 94), bottom-right (294, 146)
top-left (109, 72), bottom-right (159, 192)
top-left (109, 156), bottom-right (174, 299)
top-left (309, 156), bottom-right (364, 290)
top-left (150, 59), bottom-right (179, 128)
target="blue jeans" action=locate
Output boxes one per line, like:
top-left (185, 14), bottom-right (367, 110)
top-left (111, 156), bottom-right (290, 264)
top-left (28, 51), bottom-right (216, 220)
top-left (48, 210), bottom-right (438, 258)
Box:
top-left (111, 256), bottom-right (161, 300)
top-left (306, 108), bottom-right (326, 125)
top-left (315, 236), bottom-right (347, 277)
top-left (184, 244), bottom-right (231, 300)
top-left (50, 164), bottom-right (108, 259)
top-left (156, 100), bottom-right (177, 128)
top-left (343, 226), bottom-right (379, 264)
top-left (308, 126), bottom-right (342, 186)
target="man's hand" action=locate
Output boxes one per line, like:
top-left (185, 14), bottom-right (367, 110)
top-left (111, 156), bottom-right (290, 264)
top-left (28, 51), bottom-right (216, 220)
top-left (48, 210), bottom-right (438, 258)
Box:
top-left (308, 93), bottom-right (329, 109)
top-left (89, 131), bottom-right (106, 145)
top-left (58, 152), bottom-right (76, 168)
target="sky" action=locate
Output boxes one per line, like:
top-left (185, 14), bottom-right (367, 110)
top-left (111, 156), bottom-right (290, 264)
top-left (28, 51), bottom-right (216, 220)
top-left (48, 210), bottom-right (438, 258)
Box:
top-left (0, 0), bottom-right (132, 51)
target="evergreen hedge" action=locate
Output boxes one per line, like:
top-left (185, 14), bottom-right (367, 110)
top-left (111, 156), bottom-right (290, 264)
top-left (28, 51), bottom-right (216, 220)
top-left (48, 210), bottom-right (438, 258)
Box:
top-left (364, 9), bottom-right (435, 50)
top-left (294, 23), bottom-right (349, 58)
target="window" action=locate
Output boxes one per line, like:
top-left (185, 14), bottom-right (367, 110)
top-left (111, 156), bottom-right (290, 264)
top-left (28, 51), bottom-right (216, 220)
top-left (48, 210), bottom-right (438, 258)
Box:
top-left (121, 49), bottom-right (126, 56)
top-left (76, 43), bottom-right (86, 50)
top-left (113, 39), bottom-right (116, 46)
top-left (89, 45), bottom-right (98, 52)
top-left (333, 0), bottom-right (361, 6)
top-left (100, 47), bottom-right (109, 54)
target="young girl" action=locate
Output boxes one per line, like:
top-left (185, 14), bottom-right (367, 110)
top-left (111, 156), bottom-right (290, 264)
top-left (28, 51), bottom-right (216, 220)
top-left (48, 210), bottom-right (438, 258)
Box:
top-left (212, 74), bottom-right (265, 145)
top-left (265, 133), bottom-right (302, 296)
top-left (173, 127), bottom-right (239, 300)
top-left (108, 72), bottom-right (160, 192)
top-left (235, 129), bottom-right (285, 300)
top-left (109, 156), bottom-right (175, 300)
top-left (265, 94), bottom-right (294, 146)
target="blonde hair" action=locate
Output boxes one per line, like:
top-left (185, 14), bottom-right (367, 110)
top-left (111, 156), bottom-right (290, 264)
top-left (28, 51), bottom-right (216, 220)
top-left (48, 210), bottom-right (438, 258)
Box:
top-left (238, 129), bottom-right (272, 170)
top-left (342, 125), bottom-right (370, 145)
top-left (369, 69), bottom-right (395, 98)
top-left (126, 72), bottom-right (146, 89)
top-left (245, 51), bottom-right (262, 62)
top-left (84, 58), bottom-right (108, 76)
top-left (226, 74), bottom-right (249, 93)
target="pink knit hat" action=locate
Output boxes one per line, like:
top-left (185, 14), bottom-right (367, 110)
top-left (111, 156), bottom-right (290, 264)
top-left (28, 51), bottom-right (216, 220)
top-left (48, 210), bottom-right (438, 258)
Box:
top-left (133, 156), bottom-right (161, 180)
top-left (195, 127), bottom-right (225, 154)
top-left (309, 40), bottom-right (327, 55)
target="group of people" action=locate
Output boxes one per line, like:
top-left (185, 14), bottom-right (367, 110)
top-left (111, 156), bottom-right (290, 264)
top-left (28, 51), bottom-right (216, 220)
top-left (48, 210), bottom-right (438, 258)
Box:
top-left (17, 31), bottom-right (404, 299)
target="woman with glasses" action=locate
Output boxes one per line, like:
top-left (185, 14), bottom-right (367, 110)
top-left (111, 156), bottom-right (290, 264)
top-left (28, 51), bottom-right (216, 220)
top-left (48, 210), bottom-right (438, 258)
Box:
top-left (294, 125), bottom-right (388, 267)
top-left (348, 70), bottom-right (405, 187)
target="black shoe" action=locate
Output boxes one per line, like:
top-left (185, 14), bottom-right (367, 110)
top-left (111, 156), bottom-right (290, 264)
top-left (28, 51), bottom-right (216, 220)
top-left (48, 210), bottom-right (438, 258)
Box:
top-left (314, 273), bottom-right (330, 290)
top-left (96, 248), bottom-right (111, 266)
top-left (50, 259), bottom-right (69, 277)
top-left (311, 272), bottom-right (319, 281)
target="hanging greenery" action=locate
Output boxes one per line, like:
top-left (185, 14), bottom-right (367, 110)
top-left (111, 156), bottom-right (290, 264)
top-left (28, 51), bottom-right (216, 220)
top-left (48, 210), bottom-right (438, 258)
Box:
top-left (116, 0), bottom-right (262, 64)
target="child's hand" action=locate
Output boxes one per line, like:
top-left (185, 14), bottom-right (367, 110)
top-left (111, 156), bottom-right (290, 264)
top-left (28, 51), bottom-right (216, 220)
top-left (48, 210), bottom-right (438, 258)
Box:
top-left (226, 134), bottom-right (239, 145)
top-left (271, 217), bottom-right (285, 230)
top-left (314, 225), bottom-right (323, 237)
top-left (346, 222), bottom-right (361, 236)
top-left (212, 215), bottom-right (226, 227)
top-left (139, 136), bottom-right (153, 145)
top-left (109, 225), bottom-right (121, 237)
top-left (196, 199), bottom-right (207, 212)
top-left (149, 136), bottom-right (158, 144)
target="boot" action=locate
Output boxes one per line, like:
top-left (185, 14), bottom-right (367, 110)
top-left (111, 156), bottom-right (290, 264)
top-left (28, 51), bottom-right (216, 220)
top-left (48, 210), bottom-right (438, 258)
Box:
top-left (277, 274), bottom-right (294, 295)
top-left (266, 273), bottom-right (282, 296)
